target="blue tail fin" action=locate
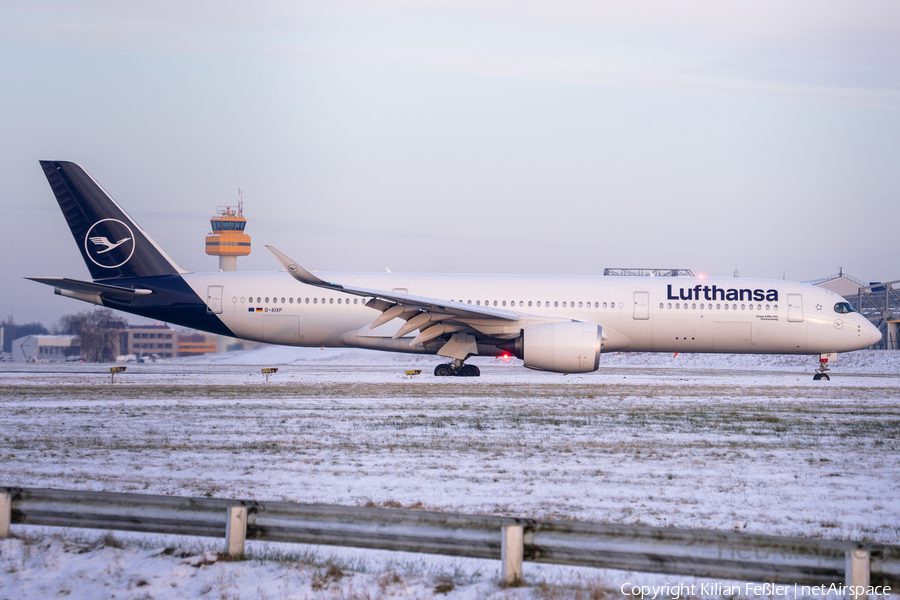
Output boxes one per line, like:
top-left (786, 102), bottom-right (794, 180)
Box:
top-left (40, 161), bottom-right (183, 281)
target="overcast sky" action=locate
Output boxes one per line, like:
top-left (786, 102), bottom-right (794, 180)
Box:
top-left (2, 0), bottom-right (899, 327)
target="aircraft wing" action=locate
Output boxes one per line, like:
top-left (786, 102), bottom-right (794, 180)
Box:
top-left (26, 277), bottom-right (153, 298)
top-left (266, 246), bottom-right (525, 351)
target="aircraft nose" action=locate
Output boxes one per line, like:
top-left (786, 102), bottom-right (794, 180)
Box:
top-left (865, 321), bottom-right (882, 346)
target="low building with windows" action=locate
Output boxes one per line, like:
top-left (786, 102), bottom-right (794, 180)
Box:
top-left (122, 325), bottom-right (178, 359)
top-left (12, 335), bottom-right (79, 362)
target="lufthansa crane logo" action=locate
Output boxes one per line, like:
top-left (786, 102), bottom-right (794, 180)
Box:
top-left (84, 219), bottom-right (136, 268)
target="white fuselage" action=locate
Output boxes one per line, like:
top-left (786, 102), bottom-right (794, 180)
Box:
top-left (182, 272), bottom-right (880, 355)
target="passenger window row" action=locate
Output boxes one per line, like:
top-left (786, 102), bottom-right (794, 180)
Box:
top-left (659, 302), bottom-right (777, 311)
top-left (234, 296), bottom-right (627, 310)
top-left (451, 300), bottom-right (624, 309)
top-left (230, 296), bottom-right (780, 313)
top-left (238, 296), bottom-right (362, 305)
top-left (234, 296), bottom-right (632, 308)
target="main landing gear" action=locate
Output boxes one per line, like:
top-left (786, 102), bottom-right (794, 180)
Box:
top-left (813, 356), bottom-right (831, 381)
top-left (434, 359), bottom-right (480, 377)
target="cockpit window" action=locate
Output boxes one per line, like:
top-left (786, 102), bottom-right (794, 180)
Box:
top-left (834, 302), bottom-right (858, 314)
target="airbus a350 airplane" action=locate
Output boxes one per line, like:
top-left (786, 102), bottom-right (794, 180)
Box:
top-left (29, 161), bottom-right (881, 379)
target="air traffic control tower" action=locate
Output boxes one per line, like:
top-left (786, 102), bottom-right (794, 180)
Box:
top-left (205, 195), bottom-right (250, 272)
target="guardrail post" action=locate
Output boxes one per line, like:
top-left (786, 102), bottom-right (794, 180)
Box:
top-left (0, 492), bottom-right (9, 538)
top-left (501, 524), bottom-right (523, 585)
top-left (846, 547), bottom-right (870, 600)
top-left (225, 505), bottom-right (247, 558)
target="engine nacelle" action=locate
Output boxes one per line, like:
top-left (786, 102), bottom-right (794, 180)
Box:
top-left (518, 322), bottom-right (602, 373)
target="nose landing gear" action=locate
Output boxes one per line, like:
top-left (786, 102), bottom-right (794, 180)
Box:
top-left (433, 359), bottom-right (481, 377)
top-left (813, 355), bottom-right (831, 381)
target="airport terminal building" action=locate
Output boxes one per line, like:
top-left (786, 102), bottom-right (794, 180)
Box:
top-left (122, 325), bottom-right (178, 359)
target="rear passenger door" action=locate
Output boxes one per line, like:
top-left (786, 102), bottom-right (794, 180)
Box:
top-left (206, 285), bottom-right (223, 314)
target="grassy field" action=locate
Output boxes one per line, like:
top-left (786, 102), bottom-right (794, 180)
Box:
top-left (2, 359), bottom-right (899, 598)
top-left (3, 362), bottom-right (898, 544)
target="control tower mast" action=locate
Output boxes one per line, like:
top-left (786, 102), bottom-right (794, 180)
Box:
top-left (205, 190), bottom-right (251, 272)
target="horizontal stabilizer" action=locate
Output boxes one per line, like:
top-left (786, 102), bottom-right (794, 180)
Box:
top-left (26, 277), bottom-right (152, 297)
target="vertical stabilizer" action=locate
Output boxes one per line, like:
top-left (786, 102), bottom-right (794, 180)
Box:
top-left (40, 161), bottom-right (183, 280)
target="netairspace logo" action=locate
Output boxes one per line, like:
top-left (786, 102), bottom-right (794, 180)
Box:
top-left (619, 582), bottom-right (892, 598)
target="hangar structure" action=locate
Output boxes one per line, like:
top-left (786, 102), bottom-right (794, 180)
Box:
top-left (807, 269), bottom-right (900, 350)
top-left (11, 335), bottom-right (78, 362)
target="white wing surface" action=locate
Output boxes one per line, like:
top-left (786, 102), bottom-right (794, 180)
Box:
top-left (266, 246), bottom-right (556, 357)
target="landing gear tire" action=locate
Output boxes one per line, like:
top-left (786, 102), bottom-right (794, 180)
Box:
top-left (434, 364), bottom-right (453, 377)
top-left (434, 362), bottom-right (480, 377)
top-left (459, 364), bottom-right (480, 377)
top-left (813, 354), bottom-right (833, 381)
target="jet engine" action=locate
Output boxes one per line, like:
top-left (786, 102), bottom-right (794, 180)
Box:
top-left (515, 322), bottom-right (602, 373)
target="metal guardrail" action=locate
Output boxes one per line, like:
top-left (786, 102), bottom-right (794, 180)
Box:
top-left (2, 487), bottom-right (899, 590)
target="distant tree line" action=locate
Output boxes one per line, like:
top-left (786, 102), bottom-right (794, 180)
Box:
top-left (3, 308), bottom-right (128, 362)
top-left (59, 309), bottom-right (128, 362)
top-left (1, 316), bottom-right (48, 353)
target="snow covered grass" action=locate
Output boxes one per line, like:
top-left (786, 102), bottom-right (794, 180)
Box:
top-left (1, 349), bottom-right (899, 598)
top-left (1, 527), bottom-right (617, 599)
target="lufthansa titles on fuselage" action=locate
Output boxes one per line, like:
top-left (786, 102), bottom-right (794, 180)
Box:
top-left (666, 284), bottom-right (778, 302)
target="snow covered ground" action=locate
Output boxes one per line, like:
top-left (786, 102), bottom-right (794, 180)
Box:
top-left (158, 344), bottom-right (900, 374)
top-left (1, 348), bottom-right (899, 598)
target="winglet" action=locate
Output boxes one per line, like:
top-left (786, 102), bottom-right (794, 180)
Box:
top-left (265, 246), bottom-right (341, 288)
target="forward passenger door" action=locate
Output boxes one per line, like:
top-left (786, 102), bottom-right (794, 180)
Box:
top-left (633, 291), bottom-right (649, 320)
top-left (787, 294), bottom-right (804, 322)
